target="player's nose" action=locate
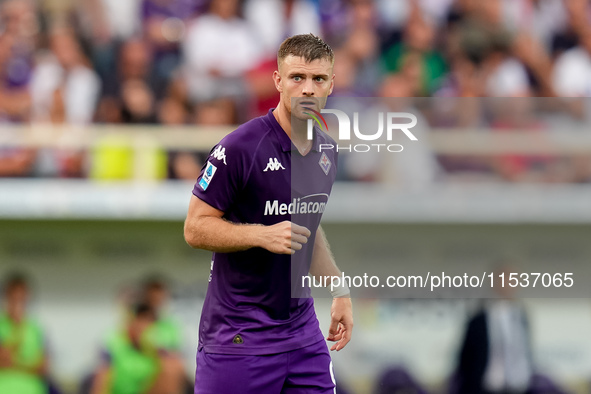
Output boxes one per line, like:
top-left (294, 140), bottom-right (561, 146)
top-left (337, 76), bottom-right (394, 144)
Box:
top-left (301, 80), bottom-right (315, 96)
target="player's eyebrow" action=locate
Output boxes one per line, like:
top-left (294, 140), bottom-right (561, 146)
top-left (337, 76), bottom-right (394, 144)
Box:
top-left (288, 72), bottom-right (329, 79)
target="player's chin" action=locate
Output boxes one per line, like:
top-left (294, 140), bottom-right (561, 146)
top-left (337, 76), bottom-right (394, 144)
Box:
top-left (294, 114), bottom-right (312, 123)
top-left (291, 108), bottom-right (312, 122)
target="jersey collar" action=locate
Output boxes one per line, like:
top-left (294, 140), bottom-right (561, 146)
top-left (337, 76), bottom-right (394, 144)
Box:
top-left (266, 109), bottom-right (322, 154)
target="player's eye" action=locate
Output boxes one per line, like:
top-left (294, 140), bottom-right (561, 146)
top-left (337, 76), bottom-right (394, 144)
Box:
top-left (293, 76), bottom-right (302, 82)
top-left (315, 77), bottom-right (325, 82)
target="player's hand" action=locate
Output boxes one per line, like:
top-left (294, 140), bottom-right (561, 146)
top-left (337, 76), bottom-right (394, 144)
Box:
top-left (262, 221), bottom-right (311, 254)
top-left (327, 297), bottom-right (353, 351)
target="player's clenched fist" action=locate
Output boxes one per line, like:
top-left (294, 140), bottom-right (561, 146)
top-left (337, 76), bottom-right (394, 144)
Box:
top-left (260, 221), bottom-right (311, 254)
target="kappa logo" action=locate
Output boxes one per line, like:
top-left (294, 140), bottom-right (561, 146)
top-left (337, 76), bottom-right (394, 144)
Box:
top-left (263, 158), bottom-right (285, 172)
top-left (211, 145), bottom-right (227, 165)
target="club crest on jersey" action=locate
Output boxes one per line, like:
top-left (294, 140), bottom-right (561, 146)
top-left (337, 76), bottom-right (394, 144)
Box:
top-left (211, 145), bottom-right (227, 165)
top-left (263, 158), bottom-right (285, 172)
top-left (319, 152), bottom-right (331, 175)
top-left (199, 162), bottom-right (217, 191)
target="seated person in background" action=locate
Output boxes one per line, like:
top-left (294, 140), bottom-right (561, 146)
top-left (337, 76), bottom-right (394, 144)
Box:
top-left (91, 303), bottom-right (185, 394)
top-left (455, 265), bottom-right (533, 394)
top-left (139, 276), bottom-right (182, 352)
top-left (0, 273), bottom-right (49, 394)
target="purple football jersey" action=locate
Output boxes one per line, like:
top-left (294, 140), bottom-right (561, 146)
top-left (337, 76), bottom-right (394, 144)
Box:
top-left (192, 109), bottom-right (338, 355)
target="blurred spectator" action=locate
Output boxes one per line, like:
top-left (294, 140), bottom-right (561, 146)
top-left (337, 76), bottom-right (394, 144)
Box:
top-left (377, 75), bottom-right (443, 188)
top-left (90, 303), bottom-right (186, 394)
top-left (0, 31), bottom-right (36, 177)
top-left (511, 0), bottom-right (568, 52)
top-left (194, 97), bottom-right (237, 126)
top-left (0, 0), bottom-right (40, 47)
top-left (76, 0), bottom-right (141, 112)
top-left (330, 49), bottom-right (362, 97)
top-left (487, 98), bottom-right (566, 183)
top-left (452, 4), bottom-right (531, 98)
top-left (455, 265), bottom-right (533, 394)
top-left (552, 0), bottom-right (591, 97)
top-left (373, 366), bottom-right (429, 394)
top-left (96, 39), bottom-right (157, 124)
top-left (31, 28), bottom-right (101, 124)
top-left (142, 0), bottom-right (205, 97)
top-left (376, 0), bottom-right (455, 30)
top-left (102, 39), bottom-right (152, 100)
top-left (168, 97), bottom-right (236, 180)
top-left (436, 54), bottom-right (486, 98)
top-left (553, 39), bottom-right (591, 98)
top-left (482, 44), bottom-right (531, 98)
top-left (244, 57), bottom-right (280, 118)
top-left (243, 0), bottom-right (321, 118)
top-left (0, 0), bottom-right (37, 123)
top-left (157, 97), bottom-right (187, 125)
top-left (86, 0), bottom-right (142, 44)
top-left (120, 79), bottom-right (157, 124)
top-left (0, 143), bottom-right (36, 177)
top-left (334, 25), bottom-right (382, 96)
top-left (0, 273), bottom-right (50, 394)
top-left (30, 28), bottom-right (101, 177)
top-left (381, 8), bottom-right (447, 96)
top-left (139, 276), bottom-right (182, 352)
top-left (244, 0), bottom-right (321, 58)
top-left (324, 0), bottom-right (387, 50)
top-left (168, 151), bottom-right (202, 181)
top-left (0, 0), bottom-right (588, 184)
top-left (181, 0), bottom-right (263, 103)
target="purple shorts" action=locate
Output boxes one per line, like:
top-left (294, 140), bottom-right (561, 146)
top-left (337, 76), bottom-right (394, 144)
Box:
top-left (194, 340), bottom-right (336, 394)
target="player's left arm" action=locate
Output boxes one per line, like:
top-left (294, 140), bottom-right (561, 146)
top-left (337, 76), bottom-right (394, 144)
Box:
top-left (309, 226), bottom-right (353, 351)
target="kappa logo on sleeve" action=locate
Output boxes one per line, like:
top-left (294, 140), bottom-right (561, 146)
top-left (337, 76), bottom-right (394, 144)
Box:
top-left (211, 145), bottom-right (227, 165)
top-left (199, 162), bottom-right (217, 191)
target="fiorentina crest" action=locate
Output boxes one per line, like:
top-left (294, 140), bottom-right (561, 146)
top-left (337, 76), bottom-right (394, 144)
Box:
top-left (318, 152), bottom-right (331, 175)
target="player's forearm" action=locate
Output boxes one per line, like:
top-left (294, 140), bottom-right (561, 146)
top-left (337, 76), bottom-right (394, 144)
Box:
top-left (184, 215), bottom-right (266, 253)
top-left (310, 226), bottom-right (341, 278)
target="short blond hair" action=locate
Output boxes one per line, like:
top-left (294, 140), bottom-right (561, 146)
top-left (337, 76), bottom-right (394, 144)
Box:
top-left (277, 33), bottom-right (334, 67)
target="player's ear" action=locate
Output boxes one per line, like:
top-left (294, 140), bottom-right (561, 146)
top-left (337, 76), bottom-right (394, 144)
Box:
top-left (273, 70), bottom-right (283, 93)
top-left (328, 74), bottom-right (335, 96)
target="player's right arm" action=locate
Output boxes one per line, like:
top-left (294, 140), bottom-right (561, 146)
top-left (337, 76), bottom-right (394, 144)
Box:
top-left (184, 195), bottom-right (311, 254)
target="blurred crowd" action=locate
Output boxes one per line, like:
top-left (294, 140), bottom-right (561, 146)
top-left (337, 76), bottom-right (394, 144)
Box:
top-left (0, 269), bottom-right (576, 394)
top-left (0, 272), bottom-right (193, 394)
top-left (1, 0), bottom-right (591, 182)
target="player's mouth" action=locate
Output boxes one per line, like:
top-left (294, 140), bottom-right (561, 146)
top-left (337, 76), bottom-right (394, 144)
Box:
top-left (299, 101), bottom-right (319, 112)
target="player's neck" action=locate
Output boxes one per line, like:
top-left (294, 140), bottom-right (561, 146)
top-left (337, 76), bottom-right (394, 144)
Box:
top-left (273, 106), bottom-right (308, 145)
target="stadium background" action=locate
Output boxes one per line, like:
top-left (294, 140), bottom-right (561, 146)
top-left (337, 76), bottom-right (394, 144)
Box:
top-left (1, 0), bottom-right (591, 393)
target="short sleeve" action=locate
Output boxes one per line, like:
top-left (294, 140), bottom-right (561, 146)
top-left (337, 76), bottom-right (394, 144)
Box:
top-left (192, 138), bottom-right (248, 213)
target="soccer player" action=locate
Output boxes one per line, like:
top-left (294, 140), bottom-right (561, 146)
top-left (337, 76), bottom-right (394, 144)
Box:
top-left (184, 34), bottom-right (353, 393)
top-left (0, 273), bottom-right (49, 394)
